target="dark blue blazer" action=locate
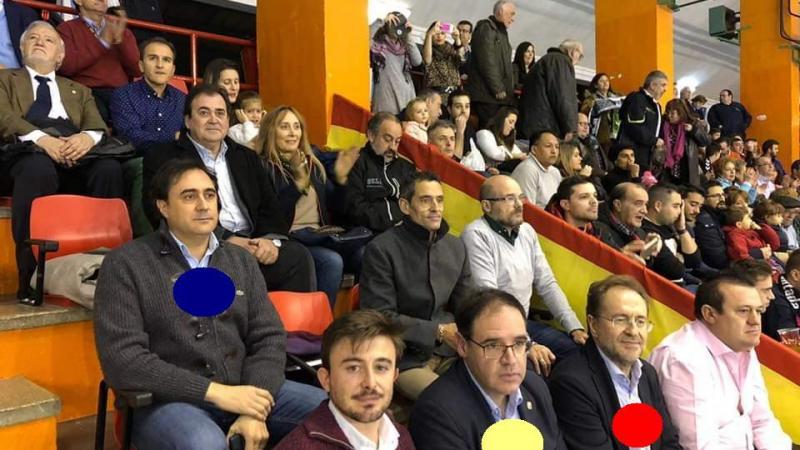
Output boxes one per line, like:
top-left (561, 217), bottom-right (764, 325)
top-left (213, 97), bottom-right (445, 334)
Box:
top-left (547, 339), bottom-right (682, 450)
top-left (5, 1), bottom-right (39, 66)
top-left (409, 359), bottom-right (567, 450)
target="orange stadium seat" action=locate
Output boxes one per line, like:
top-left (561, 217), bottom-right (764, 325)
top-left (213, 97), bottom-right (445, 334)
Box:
top-left (26, 195), bottom-right (132, 306)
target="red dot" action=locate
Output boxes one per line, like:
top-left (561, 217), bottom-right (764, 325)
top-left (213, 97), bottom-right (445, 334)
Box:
top-left (611, 403), bottom-right (663, 447)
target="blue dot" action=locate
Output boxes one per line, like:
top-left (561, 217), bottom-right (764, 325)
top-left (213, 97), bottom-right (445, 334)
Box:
top-left (173, 268), bottom-right (236, 317)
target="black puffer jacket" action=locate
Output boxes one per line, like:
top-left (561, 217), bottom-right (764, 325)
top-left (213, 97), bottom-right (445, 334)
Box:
top-left (466, 16), bottom-right (514, 105)
top-left (344, 142), bottom-right (416, 232)
top-left (616, 88), bottom-right (661, 172)
top-left (518, 47), bottom-right (577, 140)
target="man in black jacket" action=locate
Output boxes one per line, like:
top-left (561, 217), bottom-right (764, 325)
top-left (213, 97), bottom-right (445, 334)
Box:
top-left (467, 0), bottom-right (515, 127)
top-left (694, 181), bottom-right (728, 270)
top-left (142, 84), bottom-right (315, 292)
top-left (707, 89), bottom-right (752, 138)
top-left (344, 112), bottom-right (416, 233)
top-left (360, 171), bottom-right (472, 400)
top-left (641, 183), bottom-right (703, 287)
top-left (548, 275), bottom-right (681, 450)
top-left (409, 288), bottom-right (567, 450)
top-left (518, 39), bottom-right (582, 141)
top-left (616, 70), bottom-right (668, 172)
top-left (599, 183), bottom-right (683, 281)
top-left (765, 250), bottom-right (800, 340)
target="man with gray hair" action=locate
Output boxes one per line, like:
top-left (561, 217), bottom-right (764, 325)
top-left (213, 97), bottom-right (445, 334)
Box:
top-left (0, 20), bottom-right (123, 303)
top-left (518, 39), bottom-right (582, 141)
top-left (467, 0), bottom-right (515, 128)
top-left (616, 70), bottom-right (668, 173)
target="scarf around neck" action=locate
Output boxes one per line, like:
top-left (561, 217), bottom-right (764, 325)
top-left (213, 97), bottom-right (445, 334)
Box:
top-left (661, 120), bottom-right (687, 169)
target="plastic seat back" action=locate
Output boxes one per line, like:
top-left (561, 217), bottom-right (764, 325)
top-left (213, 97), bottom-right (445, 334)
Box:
top-left (269, 291), bottom-right (333, 336)
top-left (30, 195), bottom-right (132, 260)
top-left (350, 284), bottom-right (360, 310)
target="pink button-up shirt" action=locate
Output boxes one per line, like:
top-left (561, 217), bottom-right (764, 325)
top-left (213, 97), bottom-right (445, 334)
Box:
top-left (649, 321), bottom-right (791, 450)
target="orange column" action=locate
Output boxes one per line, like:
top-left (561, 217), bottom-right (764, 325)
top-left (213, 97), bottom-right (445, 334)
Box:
top-left (257, 0), bottom-right (370, 145)
top-left (740, 0), bottom-right (800, 168)
top-left (595, 0), bottom-right (674, 106)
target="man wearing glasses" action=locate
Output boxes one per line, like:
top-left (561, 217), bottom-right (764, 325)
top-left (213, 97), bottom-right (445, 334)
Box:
top-left (649, 275), bottom-right (791, 449)
top-left (695, 181), bottom-right (728, 270)
top-left (548, 275), bottom-right (681, 450)
top-left (409, 288), bottom-right (567, 450)
top-left (462, 175), bottom-right (587, 371)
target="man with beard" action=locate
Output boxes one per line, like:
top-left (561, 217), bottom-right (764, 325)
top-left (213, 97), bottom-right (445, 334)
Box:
top-left (462, 175), bottom-right (587, 365)
top-left (650, 276), bottom-right (792, 449)
top-left (548, 275), bottom-right (681, 450)
top-left (275, 310), bottom-right (416, 450)
top-left (682, 184), bottom-right (719, 281)
top-left (344, 112), bottom-right (416, 232)
top-left (410, 288), bottom-right (567, 450)
top-left (599, 183), bottom-right (682, 281)
top-left (641, 183), bottom-right (702, 287)
top-left (695, 181), bottom-right (729, 270)
top-left (360, 171), bottom-right (472, 400)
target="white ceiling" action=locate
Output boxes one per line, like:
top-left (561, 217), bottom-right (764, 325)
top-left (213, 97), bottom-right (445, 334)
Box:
top-left (377, 0), bottom-right (741, 99)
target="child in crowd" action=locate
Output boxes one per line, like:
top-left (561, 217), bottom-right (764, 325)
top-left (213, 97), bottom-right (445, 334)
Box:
top-left (753, 200), bottom-right (788, 251)
top-left (403, 97), bottom-right (430, 143)
top-left (228, 91), bottom-right (264, 149)
top-left (723, 206), bottom-right (786, 272)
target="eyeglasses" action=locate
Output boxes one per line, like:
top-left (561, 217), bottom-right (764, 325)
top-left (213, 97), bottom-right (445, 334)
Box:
top-left (468, 338), bottom-right (532, 359)
top-left (593, 315), bottom-right (654, 332)
top-left (484, 194), bottom-right (527, 204)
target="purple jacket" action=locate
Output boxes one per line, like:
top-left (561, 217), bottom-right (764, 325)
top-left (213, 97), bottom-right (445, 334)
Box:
top-left (274, 401), bottom-right (416, 450)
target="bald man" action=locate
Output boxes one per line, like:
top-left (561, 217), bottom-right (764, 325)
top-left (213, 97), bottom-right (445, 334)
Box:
top-left (461, 175), bottom-right (587, 369)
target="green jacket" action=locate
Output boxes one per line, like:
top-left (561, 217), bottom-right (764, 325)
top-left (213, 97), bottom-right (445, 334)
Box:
top-left (467, 16), bottom-right (514, 105)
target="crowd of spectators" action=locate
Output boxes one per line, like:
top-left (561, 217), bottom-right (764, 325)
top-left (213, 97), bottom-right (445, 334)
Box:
top-left (1, 0), bottom-right (798, 449)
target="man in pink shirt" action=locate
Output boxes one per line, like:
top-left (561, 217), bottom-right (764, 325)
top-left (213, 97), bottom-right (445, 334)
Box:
top-left (649, 275), bottom-right (792, 450)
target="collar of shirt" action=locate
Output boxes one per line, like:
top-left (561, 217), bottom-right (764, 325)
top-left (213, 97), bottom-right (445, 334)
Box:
top-left (25, 65), bottom-right (56, 82)
top-left (694, 320), bottom-right (750, 360)
top-left (596, 345), bottom-right (643, 397)
top-left (530, 155), bottom-right (550, 173)
top-left (137, 78), bottom-right (172, 99)
top-left (0, 1), bottom-right (4, 14)
top-left (81, 15), bottom-right (105, 35)
top-left (483, 214), bottom-right (518, 245)
top-left (169, 231), bottom-right (219, 269)
top-left (188, 134), bottom-right (228, 163)
top-left (465, 363), bottom-right (523, 422)
top-left (328, 401), bottom-right (399, 450)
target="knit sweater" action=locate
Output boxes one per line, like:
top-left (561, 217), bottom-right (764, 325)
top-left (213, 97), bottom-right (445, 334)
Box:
top-left (57, 18), bottom-right (140, 89)
top-left (461, 216), bottom-right (582, 333)
top-left (93, 225), bottom-right (286, 404)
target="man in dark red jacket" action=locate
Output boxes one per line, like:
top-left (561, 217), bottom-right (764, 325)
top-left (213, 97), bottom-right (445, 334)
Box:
top-left (56, 0), bottom-right (141, 122)
top-left (276, 310), bottom-right (416, 450)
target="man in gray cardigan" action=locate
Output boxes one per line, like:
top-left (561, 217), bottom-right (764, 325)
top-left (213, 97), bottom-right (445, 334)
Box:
top-left (461, 175), bottom-right (588, 374)
top-left (94, 159), bottom-right (326, 449)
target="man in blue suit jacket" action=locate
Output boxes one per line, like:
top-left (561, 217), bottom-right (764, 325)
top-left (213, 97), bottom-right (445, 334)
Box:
top-left (548, 275), bottom-right (681, 450)
top-left (1, 0), bottom-right (38, 69)
top-left (409, 288), bottom-right (567, 450)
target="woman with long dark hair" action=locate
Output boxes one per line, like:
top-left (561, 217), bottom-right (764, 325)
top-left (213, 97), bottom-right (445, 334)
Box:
top-left (475, 107), bottom-right (526, 172)
top-left (423, 21), bottom-right (463, 106)
top-left (512, 41), bottom-right (535, 93)
top-left (370, 12), bottom-right (422, 114)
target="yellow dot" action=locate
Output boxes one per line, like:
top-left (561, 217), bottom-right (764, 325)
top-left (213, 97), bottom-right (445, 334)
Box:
top-left (481, 419), bottom-right (544, 450)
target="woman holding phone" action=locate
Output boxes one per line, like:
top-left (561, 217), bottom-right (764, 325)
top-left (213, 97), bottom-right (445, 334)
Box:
top-left (370, 12), bottom-right (422, 114)
top-left (423, 21), bottom-right (464, 107)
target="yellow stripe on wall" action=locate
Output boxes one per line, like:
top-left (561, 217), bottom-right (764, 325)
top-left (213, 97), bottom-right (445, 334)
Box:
top-left (441, 183), bottom-right (484, 237)
top-left (326, 125), bottom-right (367, 150)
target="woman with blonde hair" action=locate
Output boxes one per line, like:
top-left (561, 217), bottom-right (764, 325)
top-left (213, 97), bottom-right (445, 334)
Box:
top-left (256, 106), bottom-right (366, 306)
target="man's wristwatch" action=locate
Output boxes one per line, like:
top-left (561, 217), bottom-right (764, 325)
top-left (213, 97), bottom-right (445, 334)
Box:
top-left (271, 239), bottom-right (282, 248)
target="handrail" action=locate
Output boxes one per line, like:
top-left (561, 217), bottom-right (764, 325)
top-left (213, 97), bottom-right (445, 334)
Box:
top-left (15, 0), bottom-right (259, 89)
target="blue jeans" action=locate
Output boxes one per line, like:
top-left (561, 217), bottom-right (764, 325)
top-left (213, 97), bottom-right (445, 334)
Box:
top-left (130, 380), bottom-right (327, 449)
top-left (526, 320), bottom-right (579, 360)
top-left (307, 246), bottom-right (344, 308)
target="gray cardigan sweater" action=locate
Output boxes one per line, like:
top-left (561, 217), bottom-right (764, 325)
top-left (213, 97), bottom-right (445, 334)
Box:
top-left (94, 225), bottom-right (286, 404)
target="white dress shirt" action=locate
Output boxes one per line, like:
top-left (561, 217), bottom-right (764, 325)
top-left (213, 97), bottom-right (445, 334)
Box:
top-left (19, 66), bottom-right (103, 145)
top-left (328, 401), bottom-right (400, 450)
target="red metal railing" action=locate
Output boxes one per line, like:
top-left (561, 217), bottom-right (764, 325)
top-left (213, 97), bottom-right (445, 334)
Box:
top-left (16, 0), bottom-right (258, 90)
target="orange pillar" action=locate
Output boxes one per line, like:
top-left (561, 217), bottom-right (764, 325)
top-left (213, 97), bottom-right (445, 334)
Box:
top-left (740, 0), bottom-right (800, 168)
top-left (257, 0), bottom-right (370, 145)
top-left (595, 0), bottom-right (674, 106)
